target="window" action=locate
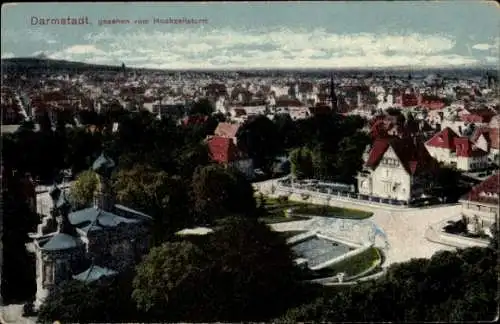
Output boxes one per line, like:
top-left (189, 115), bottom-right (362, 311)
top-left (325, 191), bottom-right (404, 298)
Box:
top-left (385, 169), bottom-right (391, 177)
top-left (43, 264), bottom-right (54, 286)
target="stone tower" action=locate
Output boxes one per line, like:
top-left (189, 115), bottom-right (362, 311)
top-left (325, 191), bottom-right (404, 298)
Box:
top-left (92, 153), bottom-right (116, 212)
top-left (29, 189), bottom-right (83, 310)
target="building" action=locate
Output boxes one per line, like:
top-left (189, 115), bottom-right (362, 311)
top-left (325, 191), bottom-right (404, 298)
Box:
top-left (425, 127), bottom-right (489, 171)
top-left (471, 126), bottom-right (500, 163)
top-left (214, 122), bottom-right (241, 143)
top-left (206, 136), bottom-right (254, 178)
top-left (357, 136), bottom-right (437, 203)
top-left (26, 154), bottom-right (152, 310)
top-left (459, 173), bottom-right (499, 235)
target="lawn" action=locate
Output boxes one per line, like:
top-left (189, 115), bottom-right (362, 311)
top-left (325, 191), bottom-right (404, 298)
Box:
top-left (322, 247), bottom-right (381, 277)
top-left (259, 215), bottom-right (310, 224)
top-left (258, 196), bottom-right (373, 220)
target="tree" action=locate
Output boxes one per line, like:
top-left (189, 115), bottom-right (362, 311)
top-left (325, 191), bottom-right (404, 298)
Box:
top-left (191, 164), bottom-right (256, 224)
top-left (38, 271), bottom-right (139, 323)
top-left (386, 107), bottom-right (402, 116)
top-left (70, 170), bottom-right (99, 208)
top-left (174, 142), bottom-right (211, 178)
top-left (289, 147), bottom-right (314, 179)
top-left (114, 164), bottom-right (192, 243)
top-left (132, 218), bottom-right (300, 322)
top-left (132, 241), bottom-right (208, 320)
top-left (202, 217), bottom-right (301, 321)
top-left (237, 115), bottom-right (279, 168)
top-left (432, 164), bottom-right (464, 202)
top-left (334, 132), bottom-right (371, 183)
top-left (189, 98), bottom-right (214, 116)
top-left (273, 113), bottom-right (299, 151)
top-left (1, 176), bottom-right (38, 302)
top-left (276, 246), bottom-right (498, 322)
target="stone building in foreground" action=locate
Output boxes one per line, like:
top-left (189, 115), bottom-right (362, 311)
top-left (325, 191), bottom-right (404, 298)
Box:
top-left (26, 153), bottom-right (152, 310)
top-left (459, 172), bottom-right (499, 236)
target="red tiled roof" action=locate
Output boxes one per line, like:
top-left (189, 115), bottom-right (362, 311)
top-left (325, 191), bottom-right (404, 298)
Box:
top-left (453, 137), bottom-right (487, 158)
top-left (365, 136), bottom-right (436, 175)
top-left (214, 122), bottom-right (241, 138)
top-left (207, 136), bottom-right (244, 163)
top-left (462, 172), bottom-right (500, 205)
top-left (425, 127), bottom-right (459, 149)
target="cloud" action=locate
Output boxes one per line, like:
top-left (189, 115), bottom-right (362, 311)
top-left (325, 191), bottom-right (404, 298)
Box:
top-left (472, 43), bottom-right (493, 51)
top-left (1, 52), bottom-right (15, 59)
top-left (36, 28), bottom-right (497, 69)
top-left (61, 44), bottom-right (106, 55)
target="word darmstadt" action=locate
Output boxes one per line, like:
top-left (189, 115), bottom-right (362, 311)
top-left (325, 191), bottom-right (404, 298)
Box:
top-left (31, 16), bottom-right (90, 25)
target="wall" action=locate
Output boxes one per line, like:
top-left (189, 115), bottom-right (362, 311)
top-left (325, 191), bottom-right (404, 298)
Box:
top-left (438, 230), bottom-right (489, 248)
top-left (426, 146), bottom-right (454, 164)
top-left (457, 154), bottom-right (489, 171)
top-left (273, 186), bottom-right (408, 211)
top-left (475, 135), bottom-right (489, 152)
top-left (370, 147), bottom-right (411, 201)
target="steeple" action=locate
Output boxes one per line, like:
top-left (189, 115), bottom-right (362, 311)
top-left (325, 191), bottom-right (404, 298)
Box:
top-left (329, 73), bottom-right (338, 112)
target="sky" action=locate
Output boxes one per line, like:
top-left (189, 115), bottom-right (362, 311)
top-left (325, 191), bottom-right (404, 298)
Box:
top-left (1, 1), bottom-right (499, 69)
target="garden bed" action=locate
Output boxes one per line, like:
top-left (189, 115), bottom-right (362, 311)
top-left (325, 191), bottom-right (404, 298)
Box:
top-left (259, 196), bottom-right (373, 220)
top-left (306, 247), bottom-right (382, 279)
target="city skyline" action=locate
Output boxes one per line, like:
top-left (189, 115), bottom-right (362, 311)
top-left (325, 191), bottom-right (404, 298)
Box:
top-left (1, 2), bottom-right (499, 70)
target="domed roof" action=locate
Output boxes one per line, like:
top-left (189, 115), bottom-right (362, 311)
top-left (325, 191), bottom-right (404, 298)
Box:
top-left (41, 233), bottom-right (80, 251)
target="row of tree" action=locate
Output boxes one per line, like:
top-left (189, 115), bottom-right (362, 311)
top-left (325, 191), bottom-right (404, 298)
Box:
top-left (3, 104), bottom-right (371, 185)
top-left (278, 243), bottom-right (498, 322)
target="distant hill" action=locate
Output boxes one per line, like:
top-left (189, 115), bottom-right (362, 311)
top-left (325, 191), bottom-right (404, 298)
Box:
top-left (1, 57), bottom-right (497, 76)
top-left (1, 57), bottom-right (129, 73)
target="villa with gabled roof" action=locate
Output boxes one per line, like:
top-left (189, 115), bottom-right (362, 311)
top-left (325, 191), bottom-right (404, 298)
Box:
top-left (425, 127), bottom-right (489, 171)
top-left (357, 136), bottom-right (437, 203)
top-left (26, 153), bottom-right (152, 310)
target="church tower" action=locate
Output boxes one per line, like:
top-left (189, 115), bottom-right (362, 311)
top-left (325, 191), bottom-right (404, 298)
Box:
top-left (92, 153), bottom-right (116, 212)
